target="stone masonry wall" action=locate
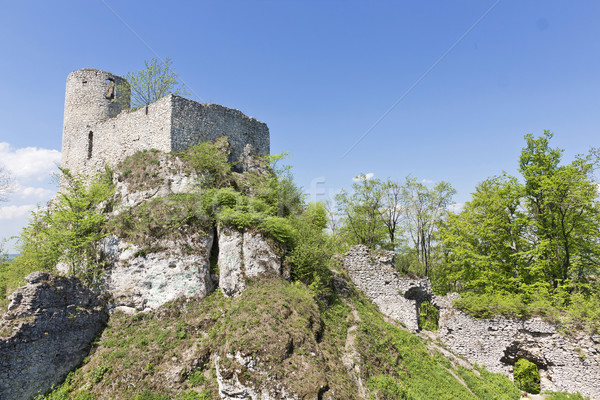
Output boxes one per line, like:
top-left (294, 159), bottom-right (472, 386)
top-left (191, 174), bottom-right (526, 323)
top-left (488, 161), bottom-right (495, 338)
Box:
top-left (342, 245), bottom-right (431, 331)
top-left (342, 245), bottom-right (600, 399)
top-left (61, 69), bottom-right (270, 178)
top-left (70, 95), bottom-right (173, 177)
top-left (170, 96), bottom-right (270, 170)
top-left (0, 272), bottom-right (107, 400)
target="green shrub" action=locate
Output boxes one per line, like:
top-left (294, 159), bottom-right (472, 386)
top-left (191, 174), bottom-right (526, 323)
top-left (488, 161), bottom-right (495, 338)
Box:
top-left (181, 138), bottom-right (232, 187)
top-left (132, 390), bottom-right (170, 400)
top-left (259, 216), bottom-right (296, 248)
top-left (419, 301), bottom-right (439, 331)
top-left (187, 369), bottom-right (206, 387)
top-left (513, 358), bottom-right (540, 394)
top-left (89, 365), bottom-right (111, 383)
top-left (543, 391), bottom-right (588, 400)
top-left (367, 375), bottom-right (410, 399)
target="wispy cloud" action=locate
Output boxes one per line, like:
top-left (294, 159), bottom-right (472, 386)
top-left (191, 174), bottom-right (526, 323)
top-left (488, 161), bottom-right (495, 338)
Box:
top-left (16, 184), bottom-right (55, 200)
top-left (0, 205), bottom-right (36, 220)
top-left (353, 172), bottom-right (375, 182)
top-left (0, 142), bottom-right (61, 181)
top-left (421, 179), bottom-right (435, 184)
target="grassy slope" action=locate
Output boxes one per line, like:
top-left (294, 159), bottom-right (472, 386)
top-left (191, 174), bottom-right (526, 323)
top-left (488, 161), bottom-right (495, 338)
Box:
top-left (36, 277), bottom-right (528, 400)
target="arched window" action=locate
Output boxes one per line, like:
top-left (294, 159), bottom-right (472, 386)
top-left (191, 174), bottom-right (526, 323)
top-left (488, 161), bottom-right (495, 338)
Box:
top-left (88, 131), bottom-right (93, 159)
top-left (105, 79), bottom-right (115, 100)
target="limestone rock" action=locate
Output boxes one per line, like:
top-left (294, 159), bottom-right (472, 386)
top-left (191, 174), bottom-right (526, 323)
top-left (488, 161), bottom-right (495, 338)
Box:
top-left (218, 226), bottom-right (283, 297)
top-left (215, 354), bottom-right (299, 400)
top-left (101, 234), bottom-right (214, 311)
top-left (218, 226), bottom-right (245, 297)
top-left (243, 230), bottom-right (282, 278)
top-left (112, 153), bottom-right (200, 211)
top-left (0, 272), bottom-right (107, 400)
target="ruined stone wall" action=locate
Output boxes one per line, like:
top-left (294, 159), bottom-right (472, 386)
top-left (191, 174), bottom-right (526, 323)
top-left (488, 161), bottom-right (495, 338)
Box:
top-left (342, 245), bottom-right (600, 399)
top-left (342, 245), bottom-right (431, 331)
top-left (170, 97), bottom-right (270, 169)
top-left (75, 95), bottom-right (173, 176)
top-left (61, 69), bottom-right (270, 178)
top-left (0, 272), bottom-right (107, 400)
top-left (435, 295), bottom-right (600, 398)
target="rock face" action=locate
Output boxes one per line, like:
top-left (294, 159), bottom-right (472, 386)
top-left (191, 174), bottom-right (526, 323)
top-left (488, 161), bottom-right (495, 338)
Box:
top-left (112, 152), bottom-right (200, 211)
top-left (101, 234), bottom-right (215, 312)
top-left (218, 226), bottom-right (283, 297)
top-left (0, 272), bottom-right (107, 400)
top-left (342, 245), bottom-right (600, 399)
top-left (215, 354), bottom-right (299, 400)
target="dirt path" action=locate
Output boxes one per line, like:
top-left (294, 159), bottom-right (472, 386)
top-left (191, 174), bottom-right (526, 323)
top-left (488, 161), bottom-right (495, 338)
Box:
top-left (341, 302), bottom-right (368, 399)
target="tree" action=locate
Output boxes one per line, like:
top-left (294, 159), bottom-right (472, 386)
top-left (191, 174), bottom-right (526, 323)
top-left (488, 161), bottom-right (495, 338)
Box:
top-left (519, 131), bottom-right (600, 290)
top-left (124, 58), bottom-right (189, 109)
top-left (18, 168), bottom-right (114, 282)
top-left (442, 131), bottom-right (600, 296)
top-left (403, 177), bottom-right (455, 276)
top-left (335, 175), bottom-right (388, 249)
top-left (440, 174), bottom-right (528, 293)
top-left (381, 179), bottom-right (404, 248)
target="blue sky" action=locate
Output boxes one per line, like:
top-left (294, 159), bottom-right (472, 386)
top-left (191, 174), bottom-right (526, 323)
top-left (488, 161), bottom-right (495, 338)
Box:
top-left (1, 1), bottom-right (599, 252)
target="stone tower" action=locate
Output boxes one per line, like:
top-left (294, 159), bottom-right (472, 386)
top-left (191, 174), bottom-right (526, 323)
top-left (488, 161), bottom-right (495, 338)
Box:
top-left (60, 68), bottom-right (269, 178)
top-left (61, 69), bottom-right (130, 175)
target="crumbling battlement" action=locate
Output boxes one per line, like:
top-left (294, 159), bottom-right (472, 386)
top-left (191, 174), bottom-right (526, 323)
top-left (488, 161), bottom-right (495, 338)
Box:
top-left (61, 69), bottom-right (269, 177)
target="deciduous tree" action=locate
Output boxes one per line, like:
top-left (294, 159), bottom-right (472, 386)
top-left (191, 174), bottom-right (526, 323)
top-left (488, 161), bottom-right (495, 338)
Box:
top-left (124, 58), bottom-right (189, 109)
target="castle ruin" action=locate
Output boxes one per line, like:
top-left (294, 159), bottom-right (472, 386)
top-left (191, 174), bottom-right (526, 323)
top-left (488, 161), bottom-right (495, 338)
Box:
top-left (61, 69), bottom-right (270, 176)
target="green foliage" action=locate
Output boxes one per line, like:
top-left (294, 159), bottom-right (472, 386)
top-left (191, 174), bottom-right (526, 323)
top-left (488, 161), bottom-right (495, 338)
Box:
top-left (287, 205), bottom-right (332, 297)
top-left (181, 138), bottom-right (232, 187)
top-left (543, 391), bottom-right (589, 400)
top-left (335, 175), bottom-right (388, 249)
top-left (367, 375), bottom-right (409, 399)
top-left (335, 175), bottom-right (455, 277)
top-left (16, 168), bottom-right (113, 283)
top-left (88, 365), bottom-right (111, 383)
top-left (354, 295), bottom-right (521, 399)
top-left (513, 358), bottom-right (540, 394)
top-left (109, 193), bottom-right (212, 251)
top-left (440, 132), bottom-right (600, 324)
top-left (455, 365), bottom-right (522, 400)
top-left (187, 369), bottom-right (206, 387)
top-left (123, 58), bottom-right (189, 109)
top-left (419, 301), bottom-right (439, 331)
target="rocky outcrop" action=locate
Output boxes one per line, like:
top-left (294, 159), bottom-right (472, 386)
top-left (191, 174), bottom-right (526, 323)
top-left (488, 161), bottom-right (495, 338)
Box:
top-left (100, 234), bottom-right (215, 312)
top-left (342, 245), bottom-right (600, 399)
top-left (112, 152), bottom-right (200, 211)
top-left (342, 245), bottom-right (431, 331)
top-left (0, 272), bottom-right (107, 400)
top-left (97, 225), bottom-right (283, 310)
top-left (218, 226), bottom-right (283, 297)
top-left (215, 354), bottom-right (299, 400)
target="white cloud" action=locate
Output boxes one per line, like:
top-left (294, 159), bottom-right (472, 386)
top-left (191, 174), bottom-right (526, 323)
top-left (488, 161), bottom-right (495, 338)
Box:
top-left (0, 205), bottom-right (36, 220)
top-left (17, 185), bottom-right (55, 200)
top-left (421, 179), bottom-right (435, 184)
top-left (0, 142), bottom-right (61, 181)
top-left (353, 172), bottom-right (375, 182)
top-left (447, 203), bottom-right (464, 213)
